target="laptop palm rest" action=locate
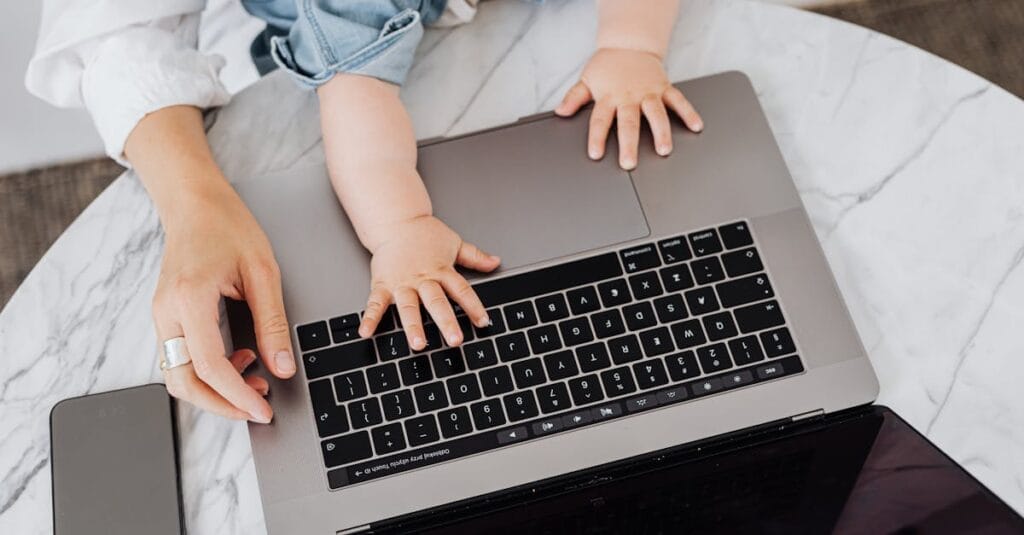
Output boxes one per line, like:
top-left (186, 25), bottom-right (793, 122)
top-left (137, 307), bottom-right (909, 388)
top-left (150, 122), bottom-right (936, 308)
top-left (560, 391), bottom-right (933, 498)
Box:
top-left (418, 112), bottom-right (650, 276)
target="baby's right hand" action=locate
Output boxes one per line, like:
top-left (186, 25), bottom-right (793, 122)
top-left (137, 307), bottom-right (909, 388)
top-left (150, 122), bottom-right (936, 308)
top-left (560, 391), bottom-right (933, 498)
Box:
top-left (357, 215), bottom-right (501, 349)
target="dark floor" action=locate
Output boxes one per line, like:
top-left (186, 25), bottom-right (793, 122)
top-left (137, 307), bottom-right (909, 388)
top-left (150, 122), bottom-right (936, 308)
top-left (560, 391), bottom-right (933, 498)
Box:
top-left (1, 0), bottom-right (1022, 308)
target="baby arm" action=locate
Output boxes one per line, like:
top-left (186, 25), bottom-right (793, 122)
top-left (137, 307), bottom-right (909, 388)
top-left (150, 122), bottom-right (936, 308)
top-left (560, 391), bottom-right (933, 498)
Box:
top-left (317, 74), bottom-right (500, 350)
top-left (556, 0), bottom-right (704, 170)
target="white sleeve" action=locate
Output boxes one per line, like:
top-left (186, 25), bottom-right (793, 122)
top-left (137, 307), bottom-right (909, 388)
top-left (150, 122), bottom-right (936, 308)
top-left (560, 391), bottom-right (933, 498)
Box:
top-left (25, 0), bottom-right (231, 165)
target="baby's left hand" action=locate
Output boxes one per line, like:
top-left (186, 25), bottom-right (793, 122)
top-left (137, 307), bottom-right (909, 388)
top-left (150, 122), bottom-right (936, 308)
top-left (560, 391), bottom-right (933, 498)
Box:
top-left (556, 47), bottom-right (704, 170)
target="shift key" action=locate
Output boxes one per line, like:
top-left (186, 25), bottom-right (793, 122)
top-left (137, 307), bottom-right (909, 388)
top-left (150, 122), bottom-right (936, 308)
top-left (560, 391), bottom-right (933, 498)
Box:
top-left (304, 339), bottom-right (376, 379)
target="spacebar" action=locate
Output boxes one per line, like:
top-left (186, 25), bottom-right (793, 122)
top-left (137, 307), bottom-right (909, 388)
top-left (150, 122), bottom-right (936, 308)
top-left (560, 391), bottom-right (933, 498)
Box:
top-left (472, 252), bottom-right (623, 308)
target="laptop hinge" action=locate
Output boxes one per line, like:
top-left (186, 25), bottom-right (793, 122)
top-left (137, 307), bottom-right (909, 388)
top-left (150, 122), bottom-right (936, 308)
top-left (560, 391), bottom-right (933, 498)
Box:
top-left (791, 408), bottom-right (825, 422)
top-left (337, 524), bottom-right (371, 534)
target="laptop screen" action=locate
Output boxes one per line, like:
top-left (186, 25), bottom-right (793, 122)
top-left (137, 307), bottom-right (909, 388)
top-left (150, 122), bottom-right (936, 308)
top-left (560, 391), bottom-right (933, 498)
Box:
top-left (374, 406), bottom-right (1022, 533)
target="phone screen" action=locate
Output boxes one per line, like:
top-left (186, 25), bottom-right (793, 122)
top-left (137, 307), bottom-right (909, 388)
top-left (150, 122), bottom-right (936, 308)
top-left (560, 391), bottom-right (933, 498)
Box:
top-left (50, 384), bottom-right (183, 535)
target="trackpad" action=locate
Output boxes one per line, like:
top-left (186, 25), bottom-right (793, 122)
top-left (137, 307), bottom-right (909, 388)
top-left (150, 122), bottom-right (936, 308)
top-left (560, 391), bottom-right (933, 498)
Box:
top-left (418, 114), bottom-right (649, 275)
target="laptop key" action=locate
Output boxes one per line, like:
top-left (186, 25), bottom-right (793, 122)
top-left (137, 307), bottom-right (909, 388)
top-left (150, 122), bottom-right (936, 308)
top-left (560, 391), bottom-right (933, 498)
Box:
top-left (371, 423), bottom-right (407, 455)
top-left (536, 294), bottom-right (570, 322)
top-left (696, 343), bottom-right (732, 373)
top-left (600, 367), bottom-right (638, 397)
top-left (503, 390), bottom-right (540, 422)
top-left (470, 399), bottom-right (507, 430)
top-left (421, 324), bottom-right (444, 353)
top-left (322, 432), bottom-right (373, 468)
top-left (628, 271), bottom-right (664, 300)
top-left (456, 315), bottom-right (476, 343)
top-left (496, 332), bottom-right (530, 362)
top-left (512, 358), bottom-right (547, 389)
top-left (561, 410), bottom-right (593, 428)
top-left (653, 294), bottom-right (687, 323)
top-left (598, 278), bottom-right (632, 307)
top-left (722, 370), bottom-right (755, 389)
top-left (438, 407), bottom-right (474, 438)
top-left (721, 247), bottom-right (763, 277)
top-left (473, 309), bottom-right (507, 338)
top-left (591, 402), bottom-right (623, 420)
top-left (656, 386), bottom-right (688, 405)
top-left (735, 300), bottom-right (785, 333)
top-left (532, 418), bottom-right (563, 435)
top-left (297, 321), bottom-right (331, 351)
top-left (657, 236), bottom-right (692, 264)
top-left (414, 381), bottom-right (449, 412)
top-left (684, 287), bottom-right (720, 316)
top-left (691, 256), bottom-right (726, 284)
top-left (399, 355), bottom-right (433, 386)
top-left (527, 324), bottom-right (562, 354)
top-left (381, 390), bottom-right (415, 421)
top-left (310, 379), bottom-right (349, 437)
top-left (567, 286), bottom-right (601, 315)
top-left (670, 319), bottom-right (707, 349)
top-left (760, 327), bottom-right (796, 357)
top-left (431, 348), bottom-right (466, 378)
top-left (691, 377), bottom-right (724, 397)
top-left (366, 363), bottom-right (400, 394)
top-left (660, 264), bottom-right (695, 292)
top-left (376, 332), bottom-right (409, 361)
top-left (464, 339), bottom-right (498, 370)
top-left (447, 374), bottom-right (483, 404)
top-left (333, 371), bottom-right (368, 403)
top-left (633, 359), bottom-right (670, 389)
top-left (728, 335), bottom-right (765, 366)
top-left (559, 317), bottom-right (595, 346)
top-left (568, 374), bottom-right (605, 405)
top-left (405, 414), bottom-right (440, 447)
top-left (480, 366), bottom-right (515, 396)
top-left (719, 221), bottom-right (754, 249)
top-left (503, 301), bottom-right (538, 331)
top-left (639, 326), bottom-right (674, 357)
top-left (665, 351), bottom-right (701, 381)
top-left (577, 342), bottom-right (612, 372)
top-left (331, 327), bottom-right (360, 344)
top-left (688, 228), bottom-right (723, 256)
top-left (497, 427), bottom-right (529, 445)
top-left (608, 334), bottom-right (643, 364)
top-left (473, 252), bottom-right (622, 308)
top-left (544, 350), bottom-right (579, 380)
top-left (623, 301), bottom-right (657, 331)
top-left (702, 312), bottom-right (738, 341)
top-left (620, 243), bottom-right (661, 273)
top-left (716, 273), bottom-right (774, 308)
top-left (349, 398), bottom-right (383, 429)
top-left (536, 382), bottom-right (572, 413)
top-left (626, 394), bottom-right (658, 413)
top-left (591, 309), bottom-right (626, 339)
top-left (303, 339), bottom-right (376, 380)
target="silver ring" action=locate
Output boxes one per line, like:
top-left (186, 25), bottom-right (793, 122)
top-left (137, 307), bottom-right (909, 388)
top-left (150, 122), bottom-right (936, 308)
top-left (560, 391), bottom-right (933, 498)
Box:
top-left (161, 337), bottom-right (192, 371)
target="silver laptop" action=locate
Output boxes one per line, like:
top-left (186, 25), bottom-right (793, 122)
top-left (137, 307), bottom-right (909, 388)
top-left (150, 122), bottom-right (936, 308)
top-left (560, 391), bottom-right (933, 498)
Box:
top-left (228, 71), bottom-right (879, 534)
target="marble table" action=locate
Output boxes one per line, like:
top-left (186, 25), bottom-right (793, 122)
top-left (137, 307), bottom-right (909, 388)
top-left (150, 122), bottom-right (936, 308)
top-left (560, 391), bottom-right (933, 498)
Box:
top-left (3, 0), bottom-right (1023, 532)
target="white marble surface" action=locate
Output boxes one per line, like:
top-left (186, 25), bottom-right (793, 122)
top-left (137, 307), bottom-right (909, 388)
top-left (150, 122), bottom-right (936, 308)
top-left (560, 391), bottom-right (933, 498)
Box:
top-left (2, 0), bottom-right (1023, 532)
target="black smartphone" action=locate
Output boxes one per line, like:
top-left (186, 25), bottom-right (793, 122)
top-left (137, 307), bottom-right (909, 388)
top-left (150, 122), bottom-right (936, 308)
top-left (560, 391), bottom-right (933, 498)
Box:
top-left (50, 384), bottom-right (184, 535)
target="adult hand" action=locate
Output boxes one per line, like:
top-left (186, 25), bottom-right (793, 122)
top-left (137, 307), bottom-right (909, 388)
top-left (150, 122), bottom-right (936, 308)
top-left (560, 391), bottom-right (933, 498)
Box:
top-left (555, 47), bottom-right (704, 170)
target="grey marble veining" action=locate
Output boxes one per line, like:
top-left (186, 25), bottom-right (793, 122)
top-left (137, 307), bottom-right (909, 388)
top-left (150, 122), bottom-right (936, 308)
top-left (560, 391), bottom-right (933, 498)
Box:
top-left (2, 0), bottom-right (1023, 532)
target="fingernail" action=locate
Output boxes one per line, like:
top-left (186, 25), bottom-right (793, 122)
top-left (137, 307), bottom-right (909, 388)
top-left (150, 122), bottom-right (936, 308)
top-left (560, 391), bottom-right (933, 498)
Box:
top-left (693, 121), bottom-right (704, 132)
top-left (623, 159), bottom-right (636, 170)
top-left (589, 149), bottom-right (600, 160)
top-left (275, 350), bottom-right (296, 375)
top-left (242, 352), bottom-right (257, 370)
top-left (657, 145), bottom-right (670, 156)
top-left (413, 336), bottom-right (425, 349)
top-left (257, 385), bottom-right (270, 396)
top-left (477, 315), bottom-right (491, 328)
top-left (250, 409), bottom-right (272, 424)
top-left (447, 333), bottom-right (462, 346)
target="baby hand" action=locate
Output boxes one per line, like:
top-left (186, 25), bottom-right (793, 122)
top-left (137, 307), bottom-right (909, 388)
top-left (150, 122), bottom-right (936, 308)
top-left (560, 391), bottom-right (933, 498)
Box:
top-left (358, 215), bottom-right (501, 349)
top-left (555, 48), bottom-right (704, 170)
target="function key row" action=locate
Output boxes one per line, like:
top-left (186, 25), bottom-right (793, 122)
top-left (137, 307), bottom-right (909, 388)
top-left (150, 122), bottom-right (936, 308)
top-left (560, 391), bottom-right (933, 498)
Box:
top-left (620, 220), bottom-right (754, 274)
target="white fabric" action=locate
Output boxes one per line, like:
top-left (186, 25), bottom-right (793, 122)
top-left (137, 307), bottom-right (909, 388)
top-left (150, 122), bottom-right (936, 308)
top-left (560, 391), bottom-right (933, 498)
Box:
top-left (435, 0), bottom-right (482, 27)
top-left (25, 0), bottom-right (231, 165)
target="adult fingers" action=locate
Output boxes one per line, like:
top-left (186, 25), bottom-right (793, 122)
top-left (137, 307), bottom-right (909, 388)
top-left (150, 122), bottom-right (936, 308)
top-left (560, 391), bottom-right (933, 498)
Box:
top-left (359, 285), bottom-right (392, 338)
top-left (394, 286), bottom-right (426, 351)
top-left (228, 348), bottom-right (258, 374)
top-left (164, 365), bottom-right (252, 421)
top-left (555, 81), bottom-right (593, 117)
top-left (641, 97), bottom-right (673, 157)
top-left (439, 270), bottom-right (490, 328)
top-left (588, 101), bottom-right (616, 160)
top-left (455, 241), bottom-right (501, 273)
top-left (616, 104), bottom-right (641, 170)
top-left (419, 280), bottom-right (462, 346)
top-left (177, 289), bottom-right (273, 423)
top-left (664, 87), bottom-right (704, 132)
top-left (241, 259), bottom-right (296, 379)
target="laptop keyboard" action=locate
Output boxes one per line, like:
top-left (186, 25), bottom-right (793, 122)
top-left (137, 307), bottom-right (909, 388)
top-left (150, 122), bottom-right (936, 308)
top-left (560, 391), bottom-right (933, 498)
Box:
top-left (295, 221), bottom-right (805, 490)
